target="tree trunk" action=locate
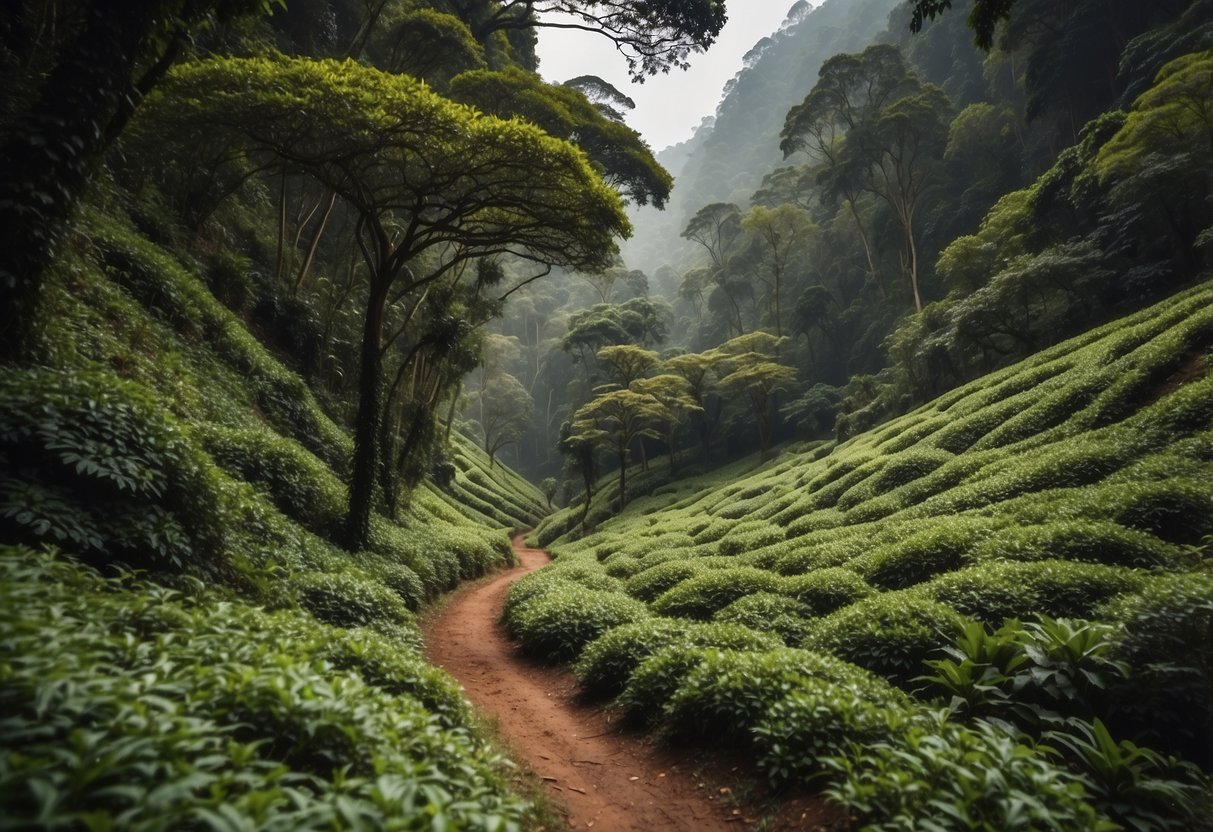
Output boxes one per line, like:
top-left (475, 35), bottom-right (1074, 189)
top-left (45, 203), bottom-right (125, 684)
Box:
top-left (344, 280), bottom-right (389, 550)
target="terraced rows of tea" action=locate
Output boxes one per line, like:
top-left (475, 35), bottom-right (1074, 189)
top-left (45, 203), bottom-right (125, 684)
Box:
top-left (513, 282), bottom-right (1213, 829)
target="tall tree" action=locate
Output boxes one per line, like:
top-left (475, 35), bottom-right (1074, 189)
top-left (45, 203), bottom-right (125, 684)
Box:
top-left (144, 56), bottom-right (628, 549)
top-left (570, 388), bottom-right (668, 510)
top-left (479, 372), bottom-right (534, 467)
top-left (741, 204), bottom-right (816, 337)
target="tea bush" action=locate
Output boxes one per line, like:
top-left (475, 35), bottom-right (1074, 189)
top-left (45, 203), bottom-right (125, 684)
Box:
top-left (848, 522), bottom-right (990, 590)
top-left (199, 423), bottom-right (345, 537)
top-left (974, 520), bottom-right (1182, 568)
top-left (824, 717), bottom-right (1106, 831)
top-left (651, 566), bottom-right (784, 619)
top-left (663, 648), bottom-right (907, 744)
top-left (754, 682), bottom-right (919, 786)
top-left (777, 568), bottom-right (874, 616)
top-left (503, 562), bottom-right (620, 618)
top-left (615, 646), bottom-right (713, 724)
top-left (505, 583), bottom-right (651, 661)
top-left (0, 548), bottom-right (528, 831)
top-left (804, 593), bottom-right (967, 686)
top-left (293, 569), bottom-right (416, 631)
top-left (1103, 570), bottom-right (1213, 763)
top-left (0, 367), bottom-right (229, 575)
top-left (919, 560), bottom-right (1146, 624)
top-left (574, 620), bottom-right (781, 698)
top-left (624, 559), bottom-right (710, 601)
top-left (714, 592), bottom-right (812, 645)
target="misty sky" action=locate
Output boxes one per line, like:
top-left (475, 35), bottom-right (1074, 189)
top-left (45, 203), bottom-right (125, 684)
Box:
top-left (534, 1), bottom-right (802, 152)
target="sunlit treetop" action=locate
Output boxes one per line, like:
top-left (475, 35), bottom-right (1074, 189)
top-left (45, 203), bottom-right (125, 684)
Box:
top-left (143, 55), bottom-right (629, 272)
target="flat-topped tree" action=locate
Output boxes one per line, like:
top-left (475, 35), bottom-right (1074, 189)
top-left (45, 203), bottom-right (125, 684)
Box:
top-left (145, 56), bottom-right (628, 549)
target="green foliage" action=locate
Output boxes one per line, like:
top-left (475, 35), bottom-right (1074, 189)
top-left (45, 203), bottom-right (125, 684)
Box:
top-left (0, 548), bottom-right (528, 831)
top-left (662, 648), bottom-right (906, 745)
top-left (200, 423), bottom-right (345, 538)
top-left (651, 566), bottom-right (783, 619)
top-left (714, 593), bottom-right (812, 645)
top-left (505, 583), bottom-right (650, 661)
top-left (574, 620), bottom-right (781, 699)
top-left (974, 520), bottom-right (1183, 569)
top-left (1045, 718), bottom-right (1207, 832)
top-left (755, 680), bottom-right (916, 787)
top-left (292, 569), bottom-right (416, 631)
top-left (824, 718), bottom-right (1110, 831)
top-left (805, 593), bottom-right (967, 686)
top-left (623, 557), bottom-right (710, 601)
top-left (1104, 571), bottom-right (1213, 761)
top-left (777, 568), bottom-right (875, 616)
top-left (0, 367), bottom-right (226, 574)
top-left (849, 522), bottom-right (987, 590)
top-left (919, 560), bottom-right (1146, 624)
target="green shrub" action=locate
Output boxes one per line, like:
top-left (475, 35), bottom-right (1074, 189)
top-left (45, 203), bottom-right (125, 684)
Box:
top-left (1104, 571), bottom-right (1213, 763)
top-left (714, 593), bottom-right (812, 645)
top-left (357, 555), bottom-right (426, 611)
top-left (824, 717), bottom-right (1106, 831)
top-left (975, 520), bottom-right (1183, 569)
top-left (716, 522), bottom-right (784, 556)
top-left (849, 522), bottom-right (989, 590)
top-left (663, 648), bottom-right (905, 744)
top-left (615, 646), bottom-right (713, 725)
top-left (0, 368), bottom-right (229, 575)
top-left (754, 681), bottom-right (917, 787)
top-left (919, 560), bottom-right (1147, 625)
top-left (199, 423), bottom-right (345, 537)
top-left (574, 620), bottom-right (781, 699)
top-left (1102, 479), bottom-right (1213, 544)
top-left (773, 538), bottom-right (865, 574)
top-left (651, 567), bottom-right (783, 619)
top-left (0, 548), bottom-right (528, 831)
top-left (777, 568), bottom-right (874, 616)
top-left (804, 593), bottom-right (967, 686)
top-left (504, 562), bottom-right (620, 618)
top-left (624, 559), bottom-right (709, 601)
top-left (293, 570), bottom-right (415, 630)
top-left (506, 584), bottom-right (650, 661)
top-left (836, 449), bottom-right (954, 510)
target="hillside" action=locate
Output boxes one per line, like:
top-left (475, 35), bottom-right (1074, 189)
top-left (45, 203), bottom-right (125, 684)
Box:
top-left (516, 280), bottom-right (1213, 828)
top-left (0, 198), bottom-right (549, 828)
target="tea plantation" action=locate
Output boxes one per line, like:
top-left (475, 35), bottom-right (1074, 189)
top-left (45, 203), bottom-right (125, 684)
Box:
top-left (518, 281), bottom-right (1213, 829)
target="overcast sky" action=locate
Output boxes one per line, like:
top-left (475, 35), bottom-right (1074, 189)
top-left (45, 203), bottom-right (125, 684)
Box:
top-left (534, 1), bottom-right (801, 152)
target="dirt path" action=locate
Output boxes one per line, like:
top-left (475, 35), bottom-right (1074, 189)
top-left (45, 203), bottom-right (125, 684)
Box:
top-left (424, 534), bottom-right (740, 831)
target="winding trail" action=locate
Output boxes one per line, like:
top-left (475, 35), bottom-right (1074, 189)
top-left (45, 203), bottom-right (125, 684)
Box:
top-left (424, 534), bottom-right (739, 831)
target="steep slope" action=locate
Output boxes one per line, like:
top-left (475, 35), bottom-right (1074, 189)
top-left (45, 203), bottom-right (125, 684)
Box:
top-left (519, 279), bottom-right (1213, 828)
top-left (1, 198), bottom-right (548, 827)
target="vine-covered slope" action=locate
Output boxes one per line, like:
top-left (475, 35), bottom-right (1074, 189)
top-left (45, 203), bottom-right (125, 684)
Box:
top-left (519, 280), bottom-right (1213, 828)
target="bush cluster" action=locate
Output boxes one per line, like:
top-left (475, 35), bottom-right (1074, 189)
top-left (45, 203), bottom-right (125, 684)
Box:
top-left (0, 548), bottom-right (528, 831)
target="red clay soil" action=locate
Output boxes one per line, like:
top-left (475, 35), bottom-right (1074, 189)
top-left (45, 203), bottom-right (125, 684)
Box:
top-left (423, 534), bottom-right (744, 831)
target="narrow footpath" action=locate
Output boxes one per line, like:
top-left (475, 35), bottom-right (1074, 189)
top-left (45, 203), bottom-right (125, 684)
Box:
top-left (424, 534), bottom-right (739, 831)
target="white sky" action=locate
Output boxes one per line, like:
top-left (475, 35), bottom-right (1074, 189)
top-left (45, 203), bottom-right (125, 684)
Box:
top-left (533, 1), bottom-right (799, 151)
